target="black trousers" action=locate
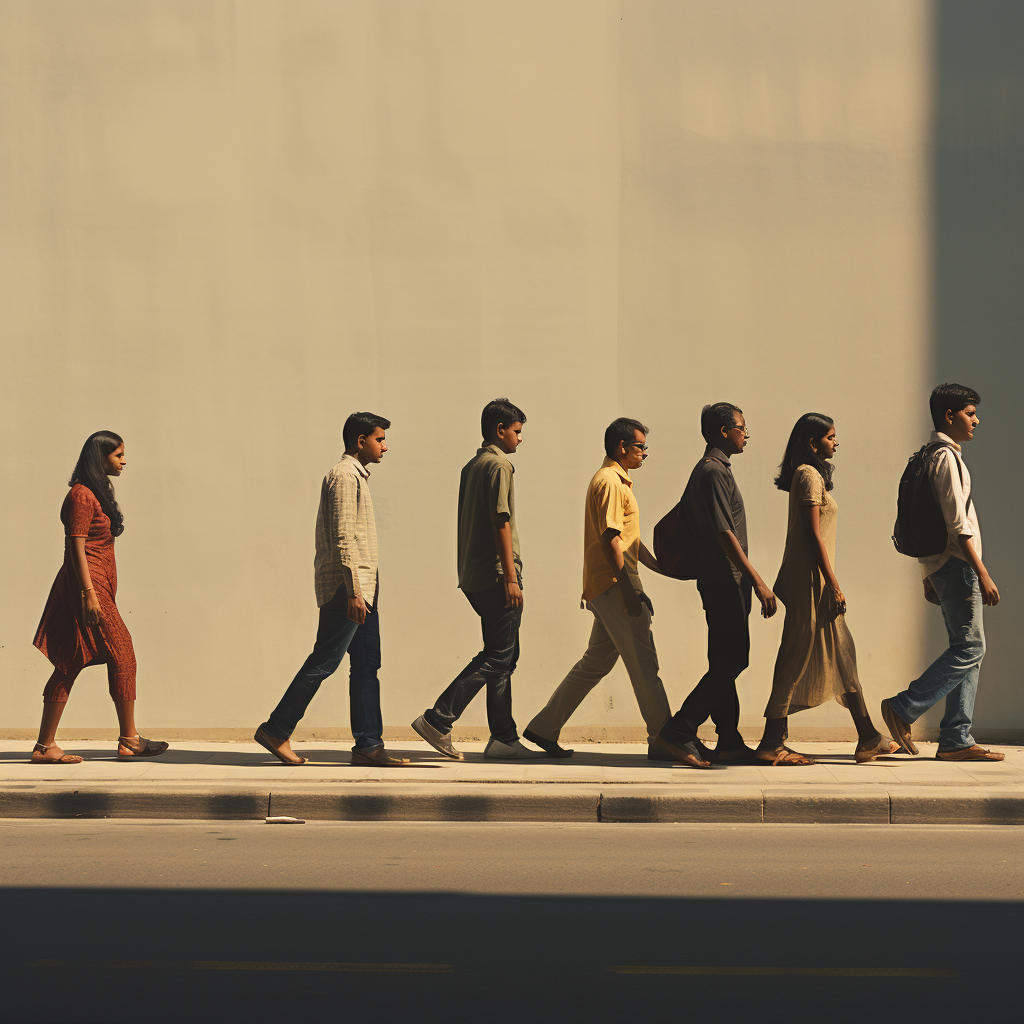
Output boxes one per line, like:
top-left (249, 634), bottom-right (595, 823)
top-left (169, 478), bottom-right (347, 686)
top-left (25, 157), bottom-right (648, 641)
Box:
top-left (661, 572), bottom-right (751, 749)
top-left (423, 578), bottom-right (521, 744)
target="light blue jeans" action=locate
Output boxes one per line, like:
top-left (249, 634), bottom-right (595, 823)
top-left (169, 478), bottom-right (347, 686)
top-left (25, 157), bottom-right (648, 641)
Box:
top-left (890, 556), bottom-right (985, 752)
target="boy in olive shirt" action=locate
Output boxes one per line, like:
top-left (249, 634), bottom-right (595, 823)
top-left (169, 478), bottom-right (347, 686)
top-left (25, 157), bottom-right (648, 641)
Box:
top-left (413, 398), bottom-right (540, 760)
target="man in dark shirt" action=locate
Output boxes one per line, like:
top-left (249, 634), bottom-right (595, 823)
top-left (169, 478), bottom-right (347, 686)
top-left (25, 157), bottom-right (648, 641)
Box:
top-left (413, 398), bottom-right (541, 761)
top-left (651, 403), bottom-right (778, 766)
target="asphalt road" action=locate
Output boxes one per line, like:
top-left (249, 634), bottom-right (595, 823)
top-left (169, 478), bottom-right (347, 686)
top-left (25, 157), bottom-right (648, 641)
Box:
top-left (1, 820), bottom-right (1021, 1023)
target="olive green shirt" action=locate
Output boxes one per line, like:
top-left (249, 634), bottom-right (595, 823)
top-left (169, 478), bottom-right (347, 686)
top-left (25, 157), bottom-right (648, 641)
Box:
top-left (457, 444), bottom-right (522, 592)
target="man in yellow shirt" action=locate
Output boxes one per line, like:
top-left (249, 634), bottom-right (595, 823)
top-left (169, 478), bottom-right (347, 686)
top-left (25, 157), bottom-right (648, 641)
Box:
top-left (525, 418), bottom-right (707, 765)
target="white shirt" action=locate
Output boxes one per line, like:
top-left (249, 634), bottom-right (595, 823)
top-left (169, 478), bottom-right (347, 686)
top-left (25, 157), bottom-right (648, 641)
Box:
top-left (919, 431), bottom-right (982, 578)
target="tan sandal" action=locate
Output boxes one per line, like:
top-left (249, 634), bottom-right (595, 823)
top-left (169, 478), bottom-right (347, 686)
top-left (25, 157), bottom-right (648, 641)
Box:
top-left (30, 741), bottom-right (83, 765)
top-left (935, 745), bottom-right (1005, 762)
top-left (117, 735), bottom-right (169, 760)
top-left (757, 746), bottom-right (816, 766)
top-left (855, 736), bottom-right (901, 763)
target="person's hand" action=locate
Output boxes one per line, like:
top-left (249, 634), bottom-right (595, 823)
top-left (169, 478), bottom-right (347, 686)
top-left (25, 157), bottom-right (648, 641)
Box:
top-left (827, 583), bottom-right (846, 619)
top-left (83, 590), bottom-right (101, 626)
top-left (347, 595), bottom-right (368, 624)
top-left (755, 581), bottom-right (778, 618)
top-left (504, 578), bottom-right (523, 609)
top-left (923, 578), bottom-right (941, 606)
top-left (640, 593), bottom-right (655, 617)
top-left (978, 572), bottom-right (1000, 607)
top-left (621, 585), bottom-right (643, 617)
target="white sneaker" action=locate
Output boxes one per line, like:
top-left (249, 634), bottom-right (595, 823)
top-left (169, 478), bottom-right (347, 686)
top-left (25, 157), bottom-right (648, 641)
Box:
top-left (483, 737), bottom-right (545, 760)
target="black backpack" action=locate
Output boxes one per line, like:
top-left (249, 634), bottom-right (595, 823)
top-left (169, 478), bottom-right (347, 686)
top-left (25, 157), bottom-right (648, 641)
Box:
top-left (653, 498), bottom-right (698, 580)
top-left (892, 441), bottom-right (971, 557)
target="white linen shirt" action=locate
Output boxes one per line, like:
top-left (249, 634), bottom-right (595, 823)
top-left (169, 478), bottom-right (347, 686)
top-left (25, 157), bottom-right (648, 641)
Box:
top-left (919, 431), bottom-right (982, 579)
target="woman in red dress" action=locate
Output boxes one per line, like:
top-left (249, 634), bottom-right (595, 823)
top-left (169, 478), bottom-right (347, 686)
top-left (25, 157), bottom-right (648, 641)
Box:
top-left (31, 431), bottom-right (168, 764)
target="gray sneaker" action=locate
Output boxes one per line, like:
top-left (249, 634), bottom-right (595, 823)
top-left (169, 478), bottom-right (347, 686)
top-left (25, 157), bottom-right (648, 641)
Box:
top-left (483, 737), bottom-right (545, 760)
top-left (412, 715), bottom-right (463, 760)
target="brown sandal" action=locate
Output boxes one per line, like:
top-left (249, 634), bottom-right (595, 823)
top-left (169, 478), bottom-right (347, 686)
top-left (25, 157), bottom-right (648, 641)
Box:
top-left (117, 735), bottom-right (169, 760)
top-left (757, 746), bottom-right (816, 766)
top-left (855, 736), bottom-right (901, 763)
top-left (30, 742), bottom-right (83, 765)
top-left (935, 745), bottom-right (1005, 762)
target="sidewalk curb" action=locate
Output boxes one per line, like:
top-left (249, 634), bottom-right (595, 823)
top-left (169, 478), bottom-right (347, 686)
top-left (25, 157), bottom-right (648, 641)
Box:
top-left (3, 782), bottom-right (1022, 824)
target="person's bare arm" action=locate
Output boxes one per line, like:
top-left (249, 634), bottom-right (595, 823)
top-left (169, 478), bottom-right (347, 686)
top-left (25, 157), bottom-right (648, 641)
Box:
top-left (491, 513), bottom-right (522, 609)
top-left (67, 536), bottom-right (101, 625)
top-left (715, 530), bottom-right (777, 618)
top-left (601, 528), bottom-right (643, 616)
top-left (801, 504), bottom-right (845, 617)
top-left (638, 541), bottom-right (662, 574)
top-left (959, 536), bottom-right (1000, 606)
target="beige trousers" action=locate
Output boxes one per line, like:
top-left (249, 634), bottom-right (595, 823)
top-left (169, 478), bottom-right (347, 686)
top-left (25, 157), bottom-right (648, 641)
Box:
top-left (527, 587), bottom-right (671, 743)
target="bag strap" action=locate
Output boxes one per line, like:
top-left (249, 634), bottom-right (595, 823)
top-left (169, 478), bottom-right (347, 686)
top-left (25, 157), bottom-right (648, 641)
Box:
top-left (924, 441), bottom-right (973, 516)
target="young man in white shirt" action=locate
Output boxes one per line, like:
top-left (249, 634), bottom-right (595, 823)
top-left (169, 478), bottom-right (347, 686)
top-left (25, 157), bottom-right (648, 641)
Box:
top-left (881, 384), bottom-right (1004, 761)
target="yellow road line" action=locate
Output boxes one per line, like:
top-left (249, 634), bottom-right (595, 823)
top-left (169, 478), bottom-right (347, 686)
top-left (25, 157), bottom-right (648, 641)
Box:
top-left (31, 959), bottom-right (453, 973)
top-left (610, 966), bottom-right (958, 977)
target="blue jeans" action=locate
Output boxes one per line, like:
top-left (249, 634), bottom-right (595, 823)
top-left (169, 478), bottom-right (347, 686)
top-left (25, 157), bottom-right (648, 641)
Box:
top-left (264, 586), bottom-right (383, 751)
top-left (890, 556), bottom-right (985, 752)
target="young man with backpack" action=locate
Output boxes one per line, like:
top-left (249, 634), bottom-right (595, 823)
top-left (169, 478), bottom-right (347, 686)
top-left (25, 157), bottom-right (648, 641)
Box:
top-left (883, 383), bottom-right (1003, 761)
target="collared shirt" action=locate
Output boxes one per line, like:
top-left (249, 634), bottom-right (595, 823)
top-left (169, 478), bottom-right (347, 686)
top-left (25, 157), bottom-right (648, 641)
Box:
top-left (313, 454), bottom-right (378, 608)
top-left (457, 444), bottom-right (522, 592)
top-left (582, 457), bottom-right (642, 603)
top-left (920, 430), bottom-right (982, 578)
top-left (682, 444), bottom-right (747, 585)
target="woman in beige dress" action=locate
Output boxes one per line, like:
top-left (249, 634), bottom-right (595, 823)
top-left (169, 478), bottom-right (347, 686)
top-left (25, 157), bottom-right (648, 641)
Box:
top-left (756, 414), bottom-right (898, 765)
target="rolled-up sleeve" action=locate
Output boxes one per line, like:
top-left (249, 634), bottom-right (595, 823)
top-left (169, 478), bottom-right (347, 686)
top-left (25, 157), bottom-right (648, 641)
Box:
top-left (491, 464), bottom-right (512, 519)
top-left (331, 470), bottom-right (362, 598)
top-left (933, 449), bottom-right (973, 540)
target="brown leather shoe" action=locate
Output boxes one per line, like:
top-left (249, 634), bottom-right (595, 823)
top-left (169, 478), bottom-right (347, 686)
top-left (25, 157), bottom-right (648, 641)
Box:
top-left (351, 746), bottom-right (412, 767)
top-left (935, 745), bottom-right (1005, 761)
top-left (880, 699), bottom-right (918, 755)
top-left (648, 734), bottom-right (712, 769)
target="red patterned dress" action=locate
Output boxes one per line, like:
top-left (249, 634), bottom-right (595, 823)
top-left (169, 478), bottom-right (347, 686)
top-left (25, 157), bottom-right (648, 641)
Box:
top-left (33, 483), bottom-right (137, 703)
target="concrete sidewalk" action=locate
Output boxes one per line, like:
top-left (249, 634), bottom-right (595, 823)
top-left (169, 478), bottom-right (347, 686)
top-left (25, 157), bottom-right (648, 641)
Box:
top-left (2, 739), bottom-right (1022, 824)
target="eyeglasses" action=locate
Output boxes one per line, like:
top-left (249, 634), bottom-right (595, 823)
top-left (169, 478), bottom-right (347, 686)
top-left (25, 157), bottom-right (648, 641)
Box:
top-left (626, 442), bottom-right (649, 451)
top-left (729, 425), bottom-right (750, 438)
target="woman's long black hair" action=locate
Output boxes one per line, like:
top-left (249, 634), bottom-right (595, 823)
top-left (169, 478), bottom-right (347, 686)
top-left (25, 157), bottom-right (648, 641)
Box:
top-left (774, 413), bottom-right (835, 493)
top-left (70, 431), bottom-right (125, 535)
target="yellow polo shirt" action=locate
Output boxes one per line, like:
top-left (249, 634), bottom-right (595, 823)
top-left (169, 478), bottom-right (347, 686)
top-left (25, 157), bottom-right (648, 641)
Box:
top-left (582, 458), bottom-right (642, 603)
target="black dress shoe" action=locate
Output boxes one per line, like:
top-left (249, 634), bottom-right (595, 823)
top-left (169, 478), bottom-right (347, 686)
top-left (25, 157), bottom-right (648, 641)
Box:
top-left (523, 729), bottom-right (574, 758)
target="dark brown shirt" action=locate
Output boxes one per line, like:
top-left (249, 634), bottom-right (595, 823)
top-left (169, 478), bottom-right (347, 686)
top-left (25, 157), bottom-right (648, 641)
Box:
top-left (681, 445), bottom-right (747, 585)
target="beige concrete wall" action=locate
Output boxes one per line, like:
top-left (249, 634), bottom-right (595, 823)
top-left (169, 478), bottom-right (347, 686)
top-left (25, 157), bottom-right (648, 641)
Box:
top-left (3, 1), bottom-right (1010, 740)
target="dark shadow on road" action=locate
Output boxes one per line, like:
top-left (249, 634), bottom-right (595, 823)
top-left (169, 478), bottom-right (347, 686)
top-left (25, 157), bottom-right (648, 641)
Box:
top-left (0, 887), bottom-right (1019, 1023)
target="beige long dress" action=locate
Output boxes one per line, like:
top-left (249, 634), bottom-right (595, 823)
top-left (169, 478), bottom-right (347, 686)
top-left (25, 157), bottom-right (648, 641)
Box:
top-left (764, 464), bottom-right (865, 718)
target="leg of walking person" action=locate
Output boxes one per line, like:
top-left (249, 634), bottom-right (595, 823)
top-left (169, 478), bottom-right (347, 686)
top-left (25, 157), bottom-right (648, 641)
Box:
top-left (264, 585), bottom-right (360, 743)
top-left (887, 558), bottom-right (984, 743)
top-left (423, 581), bottom-right (522, 742)
top-left (347, 604), bottom-right (384, 753)
top-left (32, 669), bottom-right (80, 762)
top-left (526, 606), bottom-right (620, 743)
top-left (587, 588), bottom-right (670, 741)
top-left (660, 574), bottom-right (748, 751)
top-left (478, 586), bottom-right (522, 745)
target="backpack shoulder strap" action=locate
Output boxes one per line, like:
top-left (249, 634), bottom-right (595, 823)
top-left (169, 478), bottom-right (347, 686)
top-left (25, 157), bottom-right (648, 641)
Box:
top-left (924, 440), bottom-right (973, 516)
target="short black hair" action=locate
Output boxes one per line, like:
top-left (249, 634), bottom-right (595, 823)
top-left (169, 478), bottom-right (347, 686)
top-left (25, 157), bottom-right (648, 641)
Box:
top-left (343, 412), bottom-right (390, 450)
top-left (701, 402), bottom-right (743, 444)
top-left (604, 417), bottom-right (649, 457)
top-left (929, 383), bottom-right (980, 431)
top-left (481, 398), bottom-right (526, 439)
